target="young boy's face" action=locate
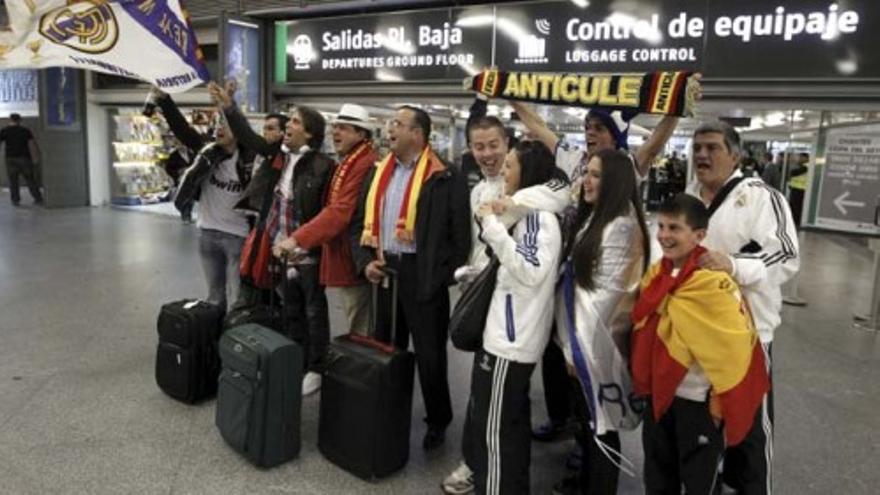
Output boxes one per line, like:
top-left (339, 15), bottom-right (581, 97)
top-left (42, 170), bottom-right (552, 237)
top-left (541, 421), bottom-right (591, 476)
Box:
top-left (657, 212), bottom-right (706, 267)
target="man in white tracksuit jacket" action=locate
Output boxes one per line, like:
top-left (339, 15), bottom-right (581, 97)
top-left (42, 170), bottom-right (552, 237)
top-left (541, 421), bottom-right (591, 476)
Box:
top-left (686, 121), bottom-right (799, 495)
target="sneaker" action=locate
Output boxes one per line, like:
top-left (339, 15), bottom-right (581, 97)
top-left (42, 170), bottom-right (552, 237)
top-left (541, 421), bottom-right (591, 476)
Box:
top-left (302, 371), bottom-right (322, 396)
top-left (441, 461), bottom-right (474, 494)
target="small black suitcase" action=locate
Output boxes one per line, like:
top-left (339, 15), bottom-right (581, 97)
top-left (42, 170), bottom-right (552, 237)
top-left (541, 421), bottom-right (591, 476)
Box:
top-left (318, 269), bottom-right (416, 480)
top-left (155, 299), bottom-right (224, 403)
top-left (216, 323), bottom-right (303, 468)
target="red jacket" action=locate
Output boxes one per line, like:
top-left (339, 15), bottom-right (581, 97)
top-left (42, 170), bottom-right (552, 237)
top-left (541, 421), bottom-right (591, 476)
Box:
top-left (292, 142), bottom-right (377, 287)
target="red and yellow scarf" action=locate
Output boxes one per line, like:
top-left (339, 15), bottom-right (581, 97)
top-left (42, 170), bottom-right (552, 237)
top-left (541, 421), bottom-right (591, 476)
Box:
top-left (631, 246), bottom-right (770, 446)
top-left (360, 146), bottom-right (445, 248)
top-left (329, 141), bottom-right (372, 203)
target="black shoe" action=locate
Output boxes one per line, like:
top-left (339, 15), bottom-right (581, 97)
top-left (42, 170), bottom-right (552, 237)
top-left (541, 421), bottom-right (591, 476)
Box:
top-left (11, 200), bottom-right (20, 207)
top-left (34, 198), bottom-right (44, 205)
top-left (422, 426), bottom-right (446, 451)
top-left (532, 420), bottom-right (567, 442)
top-left (565, 445), bottom-right (583, 471)
top-left (552, 474), bottom-right (580, 495)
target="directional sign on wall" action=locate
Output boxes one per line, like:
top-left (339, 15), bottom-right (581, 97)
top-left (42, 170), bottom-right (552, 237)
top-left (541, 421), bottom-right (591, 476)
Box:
top-left (815, 129), bottom-right (880, 235)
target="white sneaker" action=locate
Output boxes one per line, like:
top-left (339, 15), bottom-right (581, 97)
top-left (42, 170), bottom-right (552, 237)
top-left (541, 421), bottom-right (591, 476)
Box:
top-left (302, 371), bottom-right (322, 396)
top-left (442, 461), bottom-right (474, 494)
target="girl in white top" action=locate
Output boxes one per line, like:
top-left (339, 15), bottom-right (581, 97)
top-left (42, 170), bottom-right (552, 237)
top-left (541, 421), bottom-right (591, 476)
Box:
top-left (466, 140), bottom-right (562, 495)
top-left (555, 149), bottom-right (651, 494)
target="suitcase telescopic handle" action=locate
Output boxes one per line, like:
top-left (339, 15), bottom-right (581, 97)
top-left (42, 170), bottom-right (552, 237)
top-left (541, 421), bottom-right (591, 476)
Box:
top-left (369, 266), bottom-right (399, 347)
top-left (268, 254), bottom-right (291, 334)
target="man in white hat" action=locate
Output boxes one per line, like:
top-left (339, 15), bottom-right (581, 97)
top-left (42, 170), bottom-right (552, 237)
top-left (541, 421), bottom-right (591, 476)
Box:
top-left (273, 103), bottom-right (379, 395)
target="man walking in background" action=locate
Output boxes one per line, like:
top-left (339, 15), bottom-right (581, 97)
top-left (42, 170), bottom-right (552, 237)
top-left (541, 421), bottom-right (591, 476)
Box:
top-left (1, 113), bottom-right (43, 206)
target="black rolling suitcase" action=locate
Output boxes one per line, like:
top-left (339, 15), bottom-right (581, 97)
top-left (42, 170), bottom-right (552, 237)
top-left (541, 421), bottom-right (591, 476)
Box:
top-left (216, 265), bottom-right (303, 468)
top-left (155, 299), bottom-right (224, 403)
top-left (318, 269), bottom-right (416, 480)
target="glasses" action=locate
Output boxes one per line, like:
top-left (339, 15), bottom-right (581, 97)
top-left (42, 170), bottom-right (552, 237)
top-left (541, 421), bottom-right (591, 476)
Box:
top-left (387, 119), bottom-right (415, 130)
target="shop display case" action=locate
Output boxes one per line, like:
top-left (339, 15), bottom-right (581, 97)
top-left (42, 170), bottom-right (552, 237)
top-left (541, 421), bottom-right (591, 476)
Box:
top-left (110, 111), bottom-right (173, 205)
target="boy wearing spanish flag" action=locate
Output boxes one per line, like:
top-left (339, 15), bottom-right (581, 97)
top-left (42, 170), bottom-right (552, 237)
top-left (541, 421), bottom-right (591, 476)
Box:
top-left (631, 194), bottom-right (770, 494)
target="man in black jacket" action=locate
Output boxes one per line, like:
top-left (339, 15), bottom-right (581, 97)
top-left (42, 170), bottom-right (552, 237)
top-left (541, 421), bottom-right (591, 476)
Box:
top-left (272, 106), bottom-right (335, 396)
top-left (350, 106), bottom-right (471, 450)
top-left (209, 83), bottom-right (335, 396)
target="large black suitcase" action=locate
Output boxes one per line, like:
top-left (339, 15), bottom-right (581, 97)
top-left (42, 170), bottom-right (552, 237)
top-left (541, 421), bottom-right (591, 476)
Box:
top-left (216, 323), bottom-right (303, 468)
top-left (155, 299), bottom-right (224, 403)
top-left (318, 270), bottom-right (416, 480)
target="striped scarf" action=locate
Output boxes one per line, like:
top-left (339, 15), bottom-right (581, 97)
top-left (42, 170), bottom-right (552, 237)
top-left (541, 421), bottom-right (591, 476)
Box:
top-left (329, 141), bottom-right (371, 203)
top-left (468, 69), bottom-right (697, 117)
top-left (360, 146), bottom-right (445, 248)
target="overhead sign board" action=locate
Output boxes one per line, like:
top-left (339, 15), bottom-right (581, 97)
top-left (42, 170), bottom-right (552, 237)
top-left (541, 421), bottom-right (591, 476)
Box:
top-left (493, 0), bottom-right (705, 73)
top-left (814, 129), bottom-right (880, 235)
top-left (275, 6), bottom-right (493, 83)
top-left (703, 0), bottom-right (880, 78)
top-left (275, 0), bottom-right (880, 84)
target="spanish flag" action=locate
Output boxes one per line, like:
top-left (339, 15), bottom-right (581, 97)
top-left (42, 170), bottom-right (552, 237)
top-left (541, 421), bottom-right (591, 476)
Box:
top-left (631, 246), bottom-right (770, 446)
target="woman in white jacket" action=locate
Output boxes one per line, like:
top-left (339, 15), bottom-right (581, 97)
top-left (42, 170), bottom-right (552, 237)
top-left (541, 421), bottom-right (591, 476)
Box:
top-left (466, 140), bottom-right (562, 495)
top-left (556, 149), bottom-right (651, 494)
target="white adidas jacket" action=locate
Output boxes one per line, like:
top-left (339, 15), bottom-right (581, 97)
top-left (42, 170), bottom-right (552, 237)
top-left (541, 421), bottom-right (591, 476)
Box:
top-left (687, 170), bottom-right (800, 343)
top-left (468, 175), bottom-right (505, 271)
top-left (480, 210), bottom-right (562, 364)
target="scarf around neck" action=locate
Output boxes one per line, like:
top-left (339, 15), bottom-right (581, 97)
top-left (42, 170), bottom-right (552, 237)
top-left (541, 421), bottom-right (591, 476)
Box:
top-left (330, 141), bottom-right (372, 203)
top-left (360, 146), bottom-right (445, 248)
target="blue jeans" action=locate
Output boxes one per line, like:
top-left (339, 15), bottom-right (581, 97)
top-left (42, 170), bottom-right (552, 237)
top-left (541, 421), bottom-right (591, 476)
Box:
top-left (198, 228), bottom-right (244, 312)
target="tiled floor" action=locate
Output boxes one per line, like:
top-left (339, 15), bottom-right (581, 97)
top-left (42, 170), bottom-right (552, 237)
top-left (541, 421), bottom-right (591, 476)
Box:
top-left (0, 194), bottom-right (878, 494)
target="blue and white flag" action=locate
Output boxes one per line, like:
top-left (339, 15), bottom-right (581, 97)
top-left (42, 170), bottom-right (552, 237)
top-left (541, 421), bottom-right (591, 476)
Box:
top-left (1, 0), bottom-right (209, 93)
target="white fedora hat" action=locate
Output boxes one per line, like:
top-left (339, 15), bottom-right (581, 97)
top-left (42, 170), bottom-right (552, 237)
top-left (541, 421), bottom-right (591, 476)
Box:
top-left (330, 103), bottom-right (375, 132)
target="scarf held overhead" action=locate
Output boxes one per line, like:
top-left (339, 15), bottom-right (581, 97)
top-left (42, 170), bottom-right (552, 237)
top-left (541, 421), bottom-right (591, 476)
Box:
top-left (630, 246), bottom-right (770, 446)
top-left (466, 69), bottom-right (697, 117)
top-left (361, 147), bottom-right (445, 248)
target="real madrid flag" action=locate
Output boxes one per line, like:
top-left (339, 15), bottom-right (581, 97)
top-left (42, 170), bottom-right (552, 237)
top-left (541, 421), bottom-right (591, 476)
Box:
top-left (1, 0), bottom-right (209, 93)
